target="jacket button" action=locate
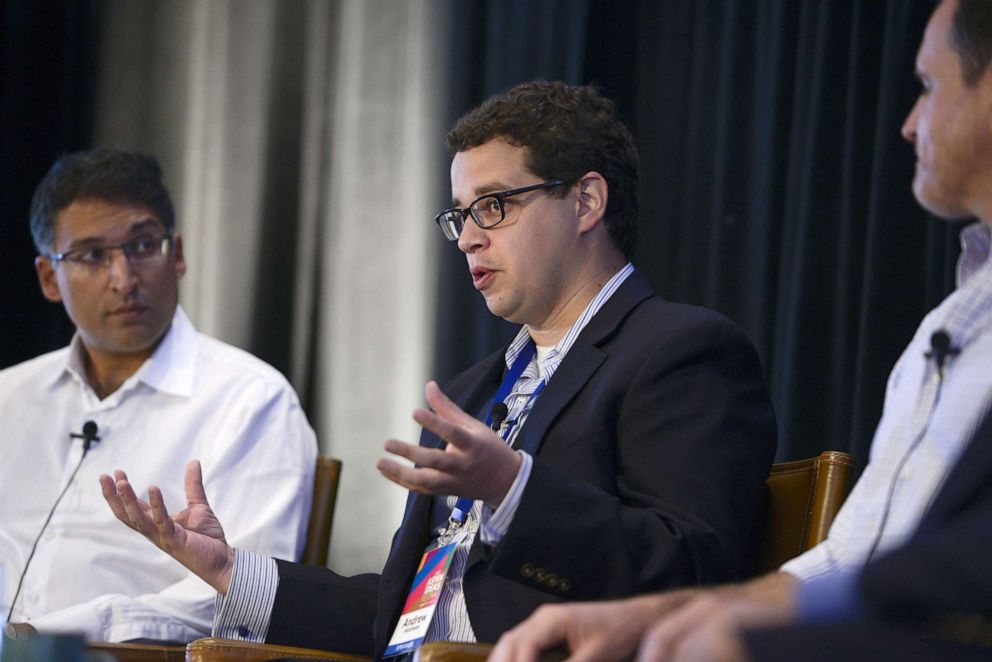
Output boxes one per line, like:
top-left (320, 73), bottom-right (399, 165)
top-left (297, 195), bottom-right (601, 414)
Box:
top-left (533, 569), bottom-right (547, 582)
top-left (546, 574), bottom-right (559, 588)
top-left (558, 578), bottom-right (571, 592)
top-left (520, 563), bottom-right (535, 578)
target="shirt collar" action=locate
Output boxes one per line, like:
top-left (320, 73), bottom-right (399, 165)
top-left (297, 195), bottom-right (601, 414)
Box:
top-left (46, 335), bottom-right (89, 391)
top-left (919, 220), bottom-right (992, 354)
top-left (957, 220), bottom-right (992, 287)
top-left (46, 306), bottom-right (197, 398)
top-left (505, 262), bottom-right (635, 379)
top-left (139, 305), bottom-right (198, 397)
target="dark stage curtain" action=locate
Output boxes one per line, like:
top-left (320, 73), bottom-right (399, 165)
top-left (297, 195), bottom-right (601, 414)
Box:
top-left (434, 0), bottom-right (960, 469)
top-left (0, 1), bottom-right (101, 367)
top-left (1, 0), bottom-right (961, 471)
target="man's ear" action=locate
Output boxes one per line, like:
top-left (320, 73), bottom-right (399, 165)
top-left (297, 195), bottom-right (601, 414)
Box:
top-left (574, 171), bottom-right (609, 234)
top-left (171, 233), bottom-right (187, 279)
top-left (35, 256), bottom-right (63, 303)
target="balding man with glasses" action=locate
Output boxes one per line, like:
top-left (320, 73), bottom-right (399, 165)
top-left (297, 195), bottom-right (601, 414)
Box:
top-left (0, 147), bottom-right (316, 644)
top-left (102, 82), bottom-right (777, 658)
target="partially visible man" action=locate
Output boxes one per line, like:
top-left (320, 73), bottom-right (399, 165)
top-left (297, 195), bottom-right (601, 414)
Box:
top-left (0, 147), bottom-right (316, 643)
top-left (490, 1), bottom-right (992, 660)
top-left (100, 81), bottom-right (777, 658)
top-left (738, 404), bottom-right (992, 661)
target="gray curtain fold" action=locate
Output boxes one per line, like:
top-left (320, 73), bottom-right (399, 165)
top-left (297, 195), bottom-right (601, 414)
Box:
top-left (93, 0), bottom-right (443, 575)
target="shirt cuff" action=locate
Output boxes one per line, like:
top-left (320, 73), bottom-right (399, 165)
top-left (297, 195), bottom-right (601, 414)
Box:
top-left (779, 540), bottom-right (835, 581)
top-left (211, 549), bottom-right (279, 642)
top-left (797, 569), bottom-right (864, 624)
top-left (479, 451), bottom-right (532, 545)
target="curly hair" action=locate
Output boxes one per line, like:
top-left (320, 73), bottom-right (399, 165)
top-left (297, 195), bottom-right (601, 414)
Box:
top-left (30, 147), bottom-right (175, 253)
top-left (446, 81), bottom-right (639, 259)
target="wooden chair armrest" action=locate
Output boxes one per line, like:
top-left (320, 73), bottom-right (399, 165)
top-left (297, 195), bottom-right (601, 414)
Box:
top-left (416, 641), bottom-right (493, 661)
top-left (416, 641), bottom-right (568, 662)
top-left (85, 641), bottom-right (185, 662)
top-left (185, 637), bottom-right (370, 661)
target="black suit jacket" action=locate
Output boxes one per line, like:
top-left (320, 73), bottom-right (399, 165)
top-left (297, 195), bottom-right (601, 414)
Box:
top-left (744, 407), bottom-right (992, 660)
top-left (266, 271), bottom-right (777, 657)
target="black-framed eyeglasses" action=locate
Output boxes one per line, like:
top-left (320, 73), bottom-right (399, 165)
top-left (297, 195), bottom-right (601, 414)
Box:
top-left (434, 180), bottom-right (566, 241)
top-left (46, 234), bottom-right (174, 272)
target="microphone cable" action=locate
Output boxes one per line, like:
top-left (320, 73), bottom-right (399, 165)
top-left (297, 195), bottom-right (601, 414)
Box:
top-left (866, 331), bottom-right (956, 562)
top-left (6, 422), bottom-right (100, 622)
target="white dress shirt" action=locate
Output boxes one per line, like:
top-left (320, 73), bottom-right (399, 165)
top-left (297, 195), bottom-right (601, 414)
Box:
top-left (783, 221), bottom-right (992, 581)
top-left (0, 306), bottom-right (317, 642)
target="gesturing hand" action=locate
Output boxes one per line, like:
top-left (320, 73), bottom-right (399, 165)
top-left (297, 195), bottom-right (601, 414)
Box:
top-left (376, 381), bottom-right (523, 508)
top-left (99, 459), bottom-right (236, 594)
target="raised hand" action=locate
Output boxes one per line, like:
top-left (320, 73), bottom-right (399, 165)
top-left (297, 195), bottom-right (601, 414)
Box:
top-left (376, 380), bottom-right (523, 508)
top-left (99, 459), bottom-right (236, 594)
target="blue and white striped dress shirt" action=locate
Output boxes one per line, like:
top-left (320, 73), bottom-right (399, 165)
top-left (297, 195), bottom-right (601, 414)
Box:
top-left (213, 263), bottom-right (635, 645)
top-left (784, 221), bottom-right (992, 582)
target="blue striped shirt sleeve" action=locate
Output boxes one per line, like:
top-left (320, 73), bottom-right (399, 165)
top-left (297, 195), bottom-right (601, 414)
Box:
top-left (479, 451), bottom-right (533, 544)
top-left (211, 548), bottom-right (279, 641)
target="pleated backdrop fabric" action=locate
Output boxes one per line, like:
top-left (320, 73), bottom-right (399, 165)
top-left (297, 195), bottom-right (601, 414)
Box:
top-left (1, 0), bottom-right (960, 572)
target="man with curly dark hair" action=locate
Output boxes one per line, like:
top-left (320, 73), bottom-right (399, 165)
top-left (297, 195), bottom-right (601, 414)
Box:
top-left (102, 81), bottom-right (776, 658)
top-left (445, 81), bottom-right (640, 260)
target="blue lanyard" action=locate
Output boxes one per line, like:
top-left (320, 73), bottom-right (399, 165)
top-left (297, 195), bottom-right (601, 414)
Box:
top-left (450, 340), bottom-right (543, 523)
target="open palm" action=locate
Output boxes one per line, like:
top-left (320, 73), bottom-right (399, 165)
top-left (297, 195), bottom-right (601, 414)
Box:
top-left (100, 459), bottom-right (236, 593)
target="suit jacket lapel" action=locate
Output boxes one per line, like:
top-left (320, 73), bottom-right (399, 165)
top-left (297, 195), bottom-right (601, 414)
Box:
top-left (511, 270), bottom-right (654, 457)
top-left (466, 271), bottom-right (655, 569)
